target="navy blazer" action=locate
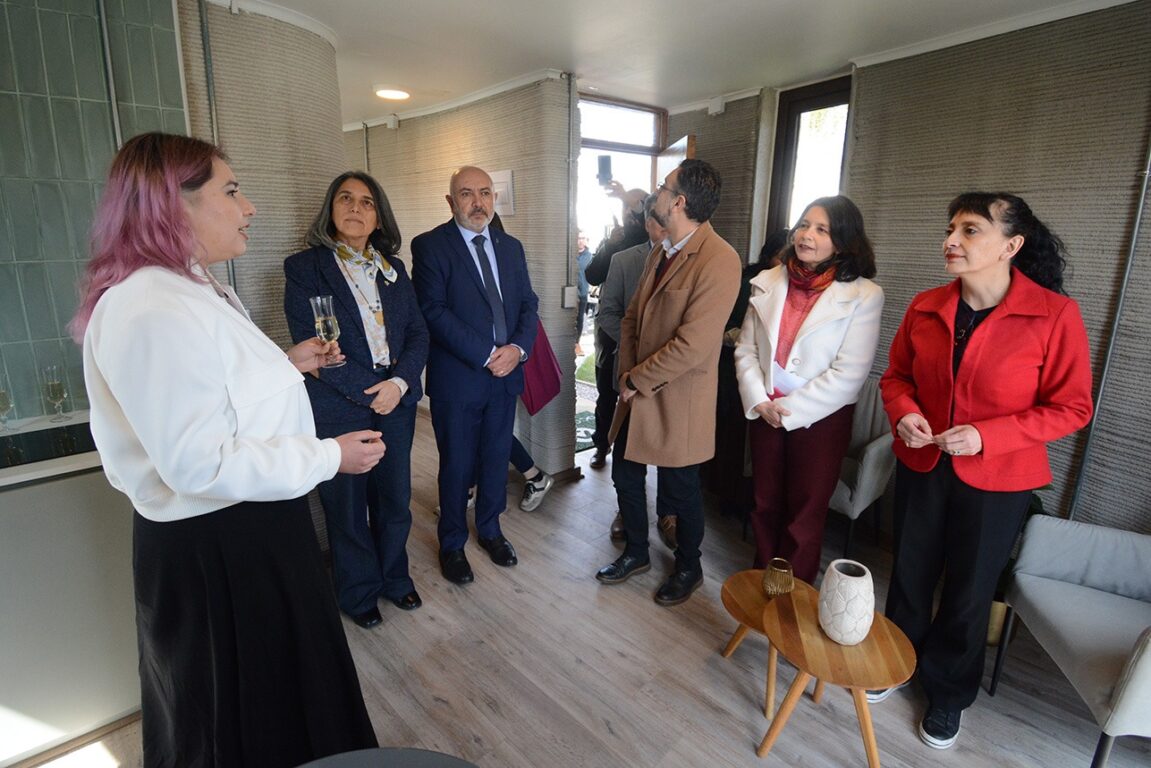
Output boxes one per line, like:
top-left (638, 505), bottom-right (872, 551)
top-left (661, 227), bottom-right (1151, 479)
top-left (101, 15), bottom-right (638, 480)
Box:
top-left (411, 220), bottom-right (539, 402)
top-left (284, 244), bottom-right (429, 431)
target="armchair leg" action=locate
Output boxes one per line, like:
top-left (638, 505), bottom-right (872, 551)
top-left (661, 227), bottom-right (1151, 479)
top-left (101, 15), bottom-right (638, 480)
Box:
top-left (1090, 733), bottom-right (1113, 768)
top-left (988, 605), bottom-right (1015, 696)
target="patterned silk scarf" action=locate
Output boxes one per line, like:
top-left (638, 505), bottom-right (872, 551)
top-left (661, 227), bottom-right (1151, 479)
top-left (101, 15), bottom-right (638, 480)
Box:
top-left (335, 241), bottom-right (397, 284)
top-left (333, 242), bottom-right (392, 365)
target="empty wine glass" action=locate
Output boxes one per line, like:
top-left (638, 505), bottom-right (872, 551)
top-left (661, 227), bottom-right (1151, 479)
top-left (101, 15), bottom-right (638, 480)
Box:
top-left (762, 557), bottom-right (794, 597)
top-left (308, 295), bottom-right (345, 368)
top-left (0, 388), bottom-right (13, 432)
top-left (42, 365), bottom-right (71, 422)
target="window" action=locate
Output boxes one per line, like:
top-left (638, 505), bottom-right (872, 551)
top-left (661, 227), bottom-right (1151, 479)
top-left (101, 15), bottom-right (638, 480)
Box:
top-left (577, 97), bottom-right (665, 252)
top-left (580, 100), bottom-right (659, 148)
top-left (766, 77), bottom-right (852, 233)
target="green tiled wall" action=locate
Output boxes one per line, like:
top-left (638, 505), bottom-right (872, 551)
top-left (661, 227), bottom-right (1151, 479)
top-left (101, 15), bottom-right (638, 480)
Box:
top-left (0, 0), bottom-right (185, 421)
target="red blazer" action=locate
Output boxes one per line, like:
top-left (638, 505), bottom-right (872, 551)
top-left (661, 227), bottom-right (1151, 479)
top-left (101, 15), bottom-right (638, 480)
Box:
top-left (880, 269), bottom-right (1093, 491)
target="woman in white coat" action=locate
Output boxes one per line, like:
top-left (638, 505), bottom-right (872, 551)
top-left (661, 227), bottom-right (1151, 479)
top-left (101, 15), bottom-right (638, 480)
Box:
top-left (735, 196), bottom-right (883, 582)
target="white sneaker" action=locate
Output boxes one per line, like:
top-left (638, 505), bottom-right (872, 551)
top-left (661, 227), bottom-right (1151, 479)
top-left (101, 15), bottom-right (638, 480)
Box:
top-left (865, 681), bottom-right (909, 704)
top-left (520, 472), bottom-right (554, 512)
top-left (435, 489), bottom-right (475, 517)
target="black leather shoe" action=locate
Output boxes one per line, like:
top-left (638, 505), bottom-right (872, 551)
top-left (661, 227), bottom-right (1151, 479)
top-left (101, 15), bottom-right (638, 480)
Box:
top-left (596, 553), bottom-right (651, 584)
top-left (590, 448), bottom-right (607, 469)
top-left (440, 549), bottom-right (474, 584)
top-left (390, 590), bottom-right (422, 610)
top-left (478, 536), bottom-right (518, 567)
top-left (351, 606), bottom-right (382, 628)
top-left (654, 569), bottom-right (703, 606)
top-left (609, 512), bottom-right (626, 542)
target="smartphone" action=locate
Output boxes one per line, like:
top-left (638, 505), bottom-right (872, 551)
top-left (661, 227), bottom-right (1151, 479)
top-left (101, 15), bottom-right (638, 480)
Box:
top-left (596, 155), bottom-right (612, 187)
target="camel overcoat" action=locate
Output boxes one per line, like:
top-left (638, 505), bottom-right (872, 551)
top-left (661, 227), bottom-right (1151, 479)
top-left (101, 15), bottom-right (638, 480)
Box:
top-left (608, 221), bottom-right (741, 467)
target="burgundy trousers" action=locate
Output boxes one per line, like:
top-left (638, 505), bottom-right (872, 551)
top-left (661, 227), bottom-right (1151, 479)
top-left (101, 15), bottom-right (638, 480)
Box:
top-left (747, 403), bottom-right (854, 583)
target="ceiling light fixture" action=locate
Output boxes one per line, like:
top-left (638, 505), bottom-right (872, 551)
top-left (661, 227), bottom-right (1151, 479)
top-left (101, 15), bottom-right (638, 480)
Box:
top-left (374, 85), bottom-right (410, 100)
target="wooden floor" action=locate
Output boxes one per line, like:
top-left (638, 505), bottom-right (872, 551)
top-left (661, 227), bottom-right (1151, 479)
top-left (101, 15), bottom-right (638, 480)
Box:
top-left (37, 414), bottom-right (1151, 768)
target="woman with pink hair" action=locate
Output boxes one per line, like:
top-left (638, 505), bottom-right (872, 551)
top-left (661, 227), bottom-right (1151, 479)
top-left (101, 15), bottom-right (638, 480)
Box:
top-left (74, 133), bottom-right (383, 766)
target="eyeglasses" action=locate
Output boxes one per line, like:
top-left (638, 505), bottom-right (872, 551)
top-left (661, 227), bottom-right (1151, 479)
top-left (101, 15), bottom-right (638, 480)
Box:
top-left (334, 192), bottom-right (376, 210)
top-left (658, 183), bottom-right (682, 198)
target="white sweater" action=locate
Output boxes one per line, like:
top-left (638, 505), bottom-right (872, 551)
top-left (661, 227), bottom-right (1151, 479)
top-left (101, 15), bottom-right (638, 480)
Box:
top-left (83, 266), bottom-right (341, 522)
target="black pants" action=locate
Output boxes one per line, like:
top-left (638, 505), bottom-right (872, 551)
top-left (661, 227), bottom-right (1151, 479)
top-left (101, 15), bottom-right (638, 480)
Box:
top-left (592, 327), bottom-right (618, 453)
top-left (885, 459), bottom-right (1030, 710)
top-left (611, 415), bottom-right (704, 573)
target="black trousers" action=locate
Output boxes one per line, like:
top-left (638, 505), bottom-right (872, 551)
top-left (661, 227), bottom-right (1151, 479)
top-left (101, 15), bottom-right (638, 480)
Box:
top-left (611, 415), bottom-right (704, 573)
top-left (592, 328), bottom-right (618, 453)
top-left (885, 459), bottom-right (1031, 710)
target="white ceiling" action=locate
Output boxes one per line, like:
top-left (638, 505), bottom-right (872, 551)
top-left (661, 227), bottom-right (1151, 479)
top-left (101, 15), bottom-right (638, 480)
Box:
top-left (225, 0), bottom-right (1134, 126)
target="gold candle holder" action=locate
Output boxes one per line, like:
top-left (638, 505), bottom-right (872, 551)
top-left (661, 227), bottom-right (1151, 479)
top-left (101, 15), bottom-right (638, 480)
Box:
top-left (762, 558), bottom-right (794, 597)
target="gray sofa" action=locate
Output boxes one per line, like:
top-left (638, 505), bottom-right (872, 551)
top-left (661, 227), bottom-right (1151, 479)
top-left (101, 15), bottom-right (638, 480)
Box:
top-left (989, 514), bottom-right (1151, 768)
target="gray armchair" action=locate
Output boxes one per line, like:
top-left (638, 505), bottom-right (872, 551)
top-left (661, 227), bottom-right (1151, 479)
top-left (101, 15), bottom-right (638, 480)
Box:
top-left (989, 514), bottom-right (1151, 768)
top-left (827, 377), bottom-right (895, 556)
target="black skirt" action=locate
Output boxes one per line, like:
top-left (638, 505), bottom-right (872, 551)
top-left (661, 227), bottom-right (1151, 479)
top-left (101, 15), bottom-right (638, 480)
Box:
top-left (133, 498), bottom-right (378, 767)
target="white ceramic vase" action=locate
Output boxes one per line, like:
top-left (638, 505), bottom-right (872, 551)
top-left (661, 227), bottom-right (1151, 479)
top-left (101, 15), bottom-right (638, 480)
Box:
top-left (818, 559), bottom-right (875, 646)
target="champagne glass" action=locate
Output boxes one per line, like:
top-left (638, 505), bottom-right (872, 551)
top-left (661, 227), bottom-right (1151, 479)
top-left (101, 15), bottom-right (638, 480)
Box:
top-left (43, 365), bottom-right (71, 422)
top-left (0, 389), bottom-right (12, 432)
top-left (762, 557), bottom-right (794, 597)
top-left (309, 295), bottom-right (345, 368)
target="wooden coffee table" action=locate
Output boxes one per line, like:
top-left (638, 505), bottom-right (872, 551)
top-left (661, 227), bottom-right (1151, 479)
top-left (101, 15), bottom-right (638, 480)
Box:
top-left (719, 570), bottom-right (824, 718)
top-left (756, 580), bottom-right (915, 767)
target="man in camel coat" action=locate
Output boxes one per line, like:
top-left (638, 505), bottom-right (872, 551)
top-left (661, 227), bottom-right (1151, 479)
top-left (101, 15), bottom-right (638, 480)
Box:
top-left (595, 159), bottom-right (741, 606)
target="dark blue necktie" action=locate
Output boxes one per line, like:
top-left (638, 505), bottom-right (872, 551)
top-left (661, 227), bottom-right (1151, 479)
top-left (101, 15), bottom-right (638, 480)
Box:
top-left (472, 234), bottom-right (507, 346)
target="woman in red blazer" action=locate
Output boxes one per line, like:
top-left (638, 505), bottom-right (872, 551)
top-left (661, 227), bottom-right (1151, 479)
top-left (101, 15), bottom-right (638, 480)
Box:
top-left (877, 193), bottom-right (1093, 750)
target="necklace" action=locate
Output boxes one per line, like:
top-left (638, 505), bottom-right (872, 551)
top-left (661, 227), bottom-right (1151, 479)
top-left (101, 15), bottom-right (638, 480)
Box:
top-left (954, 301), bottom-right (994, 346)
top-left (337, 256), bottom-right (385, 326)
top-left (954, 314), bottom-right (977, 346)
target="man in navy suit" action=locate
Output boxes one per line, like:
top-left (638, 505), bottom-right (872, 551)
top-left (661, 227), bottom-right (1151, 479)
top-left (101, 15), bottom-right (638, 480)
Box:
top-left (412, 166), bottom-right (539, 585)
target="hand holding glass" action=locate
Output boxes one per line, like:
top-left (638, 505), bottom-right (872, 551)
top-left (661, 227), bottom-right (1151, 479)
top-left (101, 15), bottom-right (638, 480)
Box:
top-left (308, 295), bottom-right (345, 368)
top-left (42, 365), bottom-right (70, 422)
top-left (762, 557), bottom-right (794, 597)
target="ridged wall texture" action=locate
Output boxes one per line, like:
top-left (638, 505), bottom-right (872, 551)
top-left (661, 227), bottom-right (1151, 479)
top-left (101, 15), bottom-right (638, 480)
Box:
top-left (348, 77), bottom-right (577, 474)
top-left (848, 0), bottom-right (1151, 531)
top-left (668, 94), bottom-right (761, 262)
top-left (178, 0), bottom-right (346, 543)
top-left (177, 0), bottom-right (345, 346)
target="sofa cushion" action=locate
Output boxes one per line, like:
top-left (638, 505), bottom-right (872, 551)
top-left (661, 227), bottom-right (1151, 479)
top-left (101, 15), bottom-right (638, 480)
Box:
top-left (1014, 516), bottom-right (1151, 601)
top-left (1010, 573), bottom-right (1151, 733)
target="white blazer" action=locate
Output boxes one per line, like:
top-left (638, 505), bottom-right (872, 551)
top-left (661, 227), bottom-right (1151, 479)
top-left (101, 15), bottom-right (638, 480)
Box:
top-left (735, 265), bottom-right (883, 431)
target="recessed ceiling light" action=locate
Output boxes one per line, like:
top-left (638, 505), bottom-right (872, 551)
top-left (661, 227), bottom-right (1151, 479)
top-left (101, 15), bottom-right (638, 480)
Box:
top-left (374, 86), bottom-right (410, 100)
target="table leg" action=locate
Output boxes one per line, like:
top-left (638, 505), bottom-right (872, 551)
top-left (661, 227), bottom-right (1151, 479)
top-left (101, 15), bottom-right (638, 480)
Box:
top-left (850, 688), bottom-right (882, 768)
top-left (812, 679), bottom-right (825, 704)
top-left (764, 643), bottom-right (777, 719)
top-left (722, 624), bottom-right (750, 658)
top-left (756, 671), bottom-right (811, 758)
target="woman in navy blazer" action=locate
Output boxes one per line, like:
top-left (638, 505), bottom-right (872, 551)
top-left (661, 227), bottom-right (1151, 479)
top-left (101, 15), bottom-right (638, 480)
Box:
top-left (284, 171), bottom-right (429, 628)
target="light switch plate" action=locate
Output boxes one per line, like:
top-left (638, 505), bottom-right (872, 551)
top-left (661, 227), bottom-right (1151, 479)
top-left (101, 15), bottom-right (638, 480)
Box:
top-left (562, 285), bottom-right (578, 308)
